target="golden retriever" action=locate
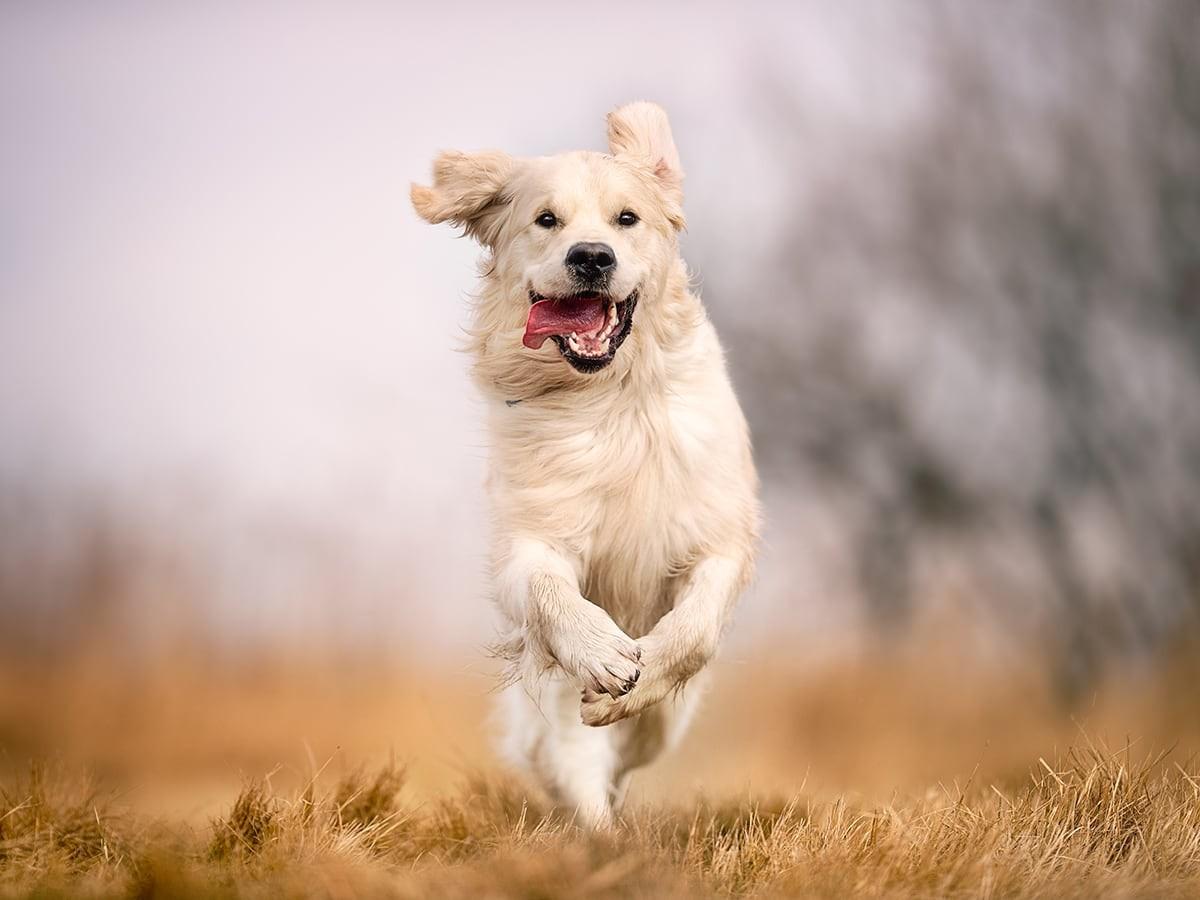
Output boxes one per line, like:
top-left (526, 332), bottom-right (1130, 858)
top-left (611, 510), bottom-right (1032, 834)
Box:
top-left (412, 102), bottom-right (760, 827)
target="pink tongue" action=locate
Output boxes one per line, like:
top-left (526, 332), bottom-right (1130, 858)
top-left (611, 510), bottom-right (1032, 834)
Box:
top-left (523, 296), bottom-right (607, 350)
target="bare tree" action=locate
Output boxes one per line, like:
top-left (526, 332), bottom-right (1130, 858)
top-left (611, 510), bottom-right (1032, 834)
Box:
top-left (707, 0), bottom-right (1200, 701)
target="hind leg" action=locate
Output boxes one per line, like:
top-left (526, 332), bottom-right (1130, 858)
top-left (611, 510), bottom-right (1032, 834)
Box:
top-left (499, 677), bottom-right (622, 828)
top-left (499, 669), bottom-right (711, 826)
top-left (610, 669), bottom-right (711, 817)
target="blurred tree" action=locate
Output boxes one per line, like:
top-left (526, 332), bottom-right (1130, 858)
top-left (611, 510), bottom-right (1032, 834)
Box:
top-left (715, 0), bottom-right (1200, 702)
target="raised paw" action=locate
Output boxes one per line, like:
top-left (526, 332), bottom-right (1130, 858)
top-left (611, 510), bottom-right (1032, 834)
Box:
top-left (580, 633), bottom-right (678, 726)
top-left (581, 637), bottom-right (642, 700)
top-left (581, 685), bottom-right (638, 726)
top-left (543, 601), bottom-right (642, 699)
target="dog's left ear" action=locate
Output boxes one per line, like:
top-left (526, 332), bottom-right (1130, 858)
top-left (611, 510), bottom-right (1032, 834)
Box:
top-left (606, 101), bottom-right (685, 230)
top-left (411, 149), bottom-right (515, 246)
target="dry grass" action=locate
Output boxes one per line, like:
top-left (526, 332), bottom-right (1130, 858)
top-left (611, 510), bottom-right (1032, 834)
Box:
top-left (0, 744), bottom-right (1195, 897)
top-left (2, 742), bottom-right (1199, 898)
top-left (0, 762), bottom-right (129, 889)
top-left (2, 642), bottom-right (1200, 897)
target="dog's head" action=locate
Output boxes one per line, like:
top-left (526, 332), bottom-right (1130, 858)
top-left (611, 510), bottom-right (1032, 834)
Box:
top-left (412, 103), bottom-right (685, 382)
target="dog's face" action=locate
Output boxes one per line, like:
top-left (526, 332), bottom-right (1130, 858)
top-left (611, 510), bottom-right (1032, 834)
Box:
top-left (503, 153), bottom-right (677, 372)
top-left (412, 103), bottom-right (685, 379)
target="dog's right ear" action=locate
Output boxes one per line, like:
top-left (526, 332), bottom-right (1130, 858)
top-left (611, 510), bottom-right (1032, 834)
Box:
top-left (411, 150), bottom-right (514, 246)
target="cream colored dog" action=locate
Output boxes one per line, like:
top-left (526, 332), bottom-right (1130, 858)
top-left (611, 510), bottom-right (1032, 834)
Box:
top-left (412, 102), bottom-right (759, 828)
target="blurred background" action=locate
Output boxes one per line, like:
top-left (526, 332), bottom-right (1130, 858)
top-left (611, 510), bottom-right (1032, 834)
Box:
top-left (2, 1), bottom-right (1198, 819)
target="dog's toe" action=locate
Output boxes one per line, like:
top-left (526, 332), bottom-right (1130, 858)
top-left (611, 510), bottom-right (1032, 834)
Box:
top-left (601, 664), bottom-right (641, 698)
top-left (595, 655), bottom-right (640, 698)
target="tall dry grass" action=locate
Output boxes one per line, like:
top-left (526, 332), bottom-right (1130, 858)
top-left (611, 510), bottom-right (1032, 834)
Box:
top-left (2, 631), bottom-right (1199, 897)
top-left (2, 742), bottom-right (1199, 898)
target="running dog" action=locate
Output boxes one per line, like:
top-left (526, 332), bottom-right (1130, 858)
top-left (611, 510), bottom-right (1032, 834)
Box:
top-left (412, 102), bottom-right (760, 827)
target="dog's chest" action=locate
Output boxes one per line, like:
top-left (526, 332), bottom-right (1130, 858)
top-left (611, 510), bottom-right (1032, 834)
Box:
top-left (584, 396), bottom-right (707, 628)
top-left (495, 382), bottom-right (728, 626)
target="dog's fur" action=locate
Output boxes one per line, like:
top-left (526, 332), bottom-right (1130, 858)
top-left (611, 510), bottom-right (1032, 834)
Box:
top-left (412, 102), bottom-right (760, 827)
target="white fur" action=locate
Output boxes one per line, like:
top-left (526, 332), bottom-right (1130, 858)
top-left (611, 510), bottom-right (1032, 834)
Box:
top-left (412, 102), bottom-right (760, 828)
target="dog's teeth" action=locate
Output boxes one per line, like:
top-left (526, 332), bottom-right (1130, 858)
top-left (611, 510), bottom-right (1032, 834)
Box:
top-left (594, 305), bottom-right (618, 341)
top-left (568, 333), bottom-right (581, 353)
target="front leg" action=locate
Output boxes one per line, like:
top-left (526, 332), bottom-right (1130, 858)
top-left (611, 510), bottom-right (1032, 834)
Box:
top-left (581, 553), bottom-right (748, 726)
top-left (495, 538), bottom-right (642, 699)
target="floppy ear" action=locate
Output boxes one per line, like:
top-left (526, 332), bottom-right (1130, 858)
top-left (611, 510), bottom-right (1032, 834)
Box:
top-left (606, 101), bottom-right (685, 230)
top-left (411, 150), bottom-right (515, 246)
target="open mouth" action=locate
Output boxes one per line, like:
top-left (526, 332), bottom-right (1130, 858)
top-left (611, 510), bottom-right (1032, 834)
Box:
top-left (522, 289), bottom-right (638, 373)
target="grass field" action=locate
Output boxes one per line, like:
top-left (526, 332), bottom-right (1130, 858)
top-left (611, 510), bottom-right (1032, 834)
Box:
top-left (2, 642), bottom-right (1199, 898)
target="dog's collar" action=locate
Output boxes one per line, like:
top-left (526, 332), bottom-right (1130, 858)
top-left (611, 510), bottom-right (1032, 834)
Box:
top-left (500, 384), bottom-right (560, 407)
top-left (502, 377), bottom-right (594, 407)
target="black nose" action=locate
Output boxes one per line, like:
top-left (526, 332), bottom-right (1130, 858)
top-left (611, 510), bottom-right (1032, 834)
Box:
top-left (565, 242), bottom-right (616, 281)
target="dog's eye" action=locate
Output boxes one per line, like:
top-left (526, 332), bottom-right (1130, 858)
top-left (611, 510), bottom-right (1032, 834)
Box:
top-left (617, 209), bottom-right (639, 227)
top-left (535, 211), bottom-right (558, 229)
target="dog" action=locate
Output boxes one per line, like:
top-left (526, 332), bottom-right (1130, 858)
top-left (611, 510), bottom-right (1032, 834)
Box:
top-left (412, 102), bottom-right (760, 828)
